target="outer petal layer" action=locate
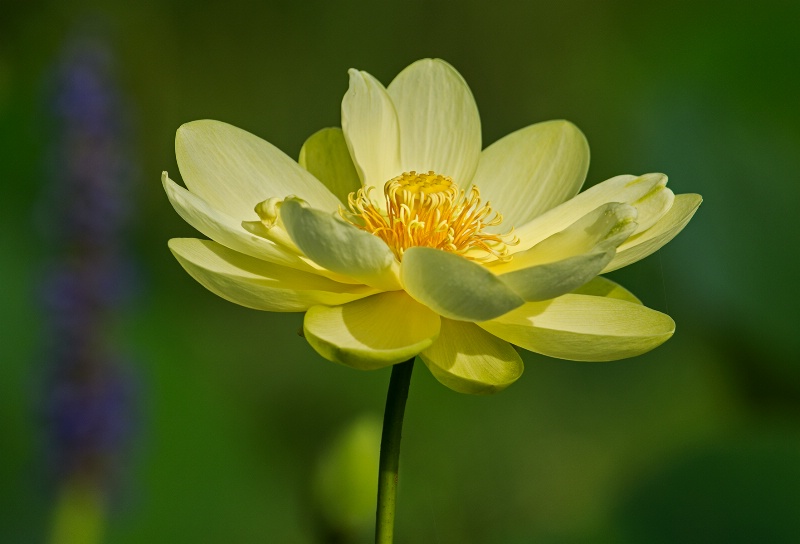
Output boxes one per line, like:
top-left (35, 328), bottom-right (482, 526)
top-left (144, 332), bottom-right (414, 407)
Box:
top-left (168, 239), bottom-right (377, 312)
top-left (298, 127), bottom-right (361, 205)
top-left (479, 294), bottom-right (675, 361)
top-left (387, 58), bottom-right (481, 186)
top-left (303, 291), bottom-right (441, 370)
top-left (281, 198), bottom-right (401, 290)
top-left (341, 70), bottom-right (401, 202)
top-left (420, 319), bottom-right (523, 395)
top-left (603, 194), bottom-right (702, 272)
top-left (472, 120), bottom-right (590, 229)
top-left (176, 120), bottom-right (340, 218)
top-left (400, 247), bottom-right (524, 322)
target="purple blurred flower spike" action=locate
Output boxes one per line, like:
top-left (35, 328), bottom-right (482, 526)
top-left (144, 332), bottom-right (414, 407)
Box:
top-left (38, 32), bottom-right (141, 517)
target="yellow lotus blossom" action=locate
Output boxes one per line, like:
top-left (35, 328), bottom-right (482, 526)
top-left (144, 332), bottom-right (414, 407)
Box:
top-left (163, 59), bottom-right (701, 395)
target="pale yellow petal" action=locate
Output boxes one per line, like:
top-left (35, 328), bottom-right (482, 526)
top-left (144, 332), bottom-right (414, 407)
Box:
top-left (165, 173), bottom-right (361, 284)
top-left (494, 203), bottom-right (637, 301)
top-left (281, 198), bottom-right (401, 291)
top-left (513, 173), bottom-right (668, 252)
top-left (479, 294), bottom-right (675, 362)
top-left (494, 203), bottom-right (638, 272)
top-left (176, 120), bottom-right (340, 219)
top-left (168, 238), bottom-right (378, 312)
top-left (400, 247), bottom-right (524, 322)
top-left (303, 291), bottom-right (440, 370)
top-left (603, 193), bottom-right (702, 272)
top-left (341, 69), bottom-right (401, 204)
top-left (420, 319), bottom-right (523, 395)
top-left (499, 251), bottom-right (613, 302)
top-left (163, 172), bottom-right (306, 269)
top-left (631, 185), bottom-right (674, 235)
top-left (387, 59), bottom-right (481, 186)
top-left (571, 276), bottom-right (642, 304)
top-left (472, 120), bottom-right (590, 229)
top-left (298, 127), bottom-right (361, 205)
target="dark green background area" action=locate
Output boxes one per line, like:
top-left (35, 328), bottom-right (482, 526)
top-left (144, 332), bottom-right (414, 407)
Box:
top-left (2, 1), bottom-right (799, 542)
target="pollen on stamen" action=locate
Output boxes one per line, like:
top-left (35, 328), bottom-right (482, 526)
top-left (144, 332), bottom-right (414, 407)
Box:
top-left (341, 170), bottom-right (518, 263)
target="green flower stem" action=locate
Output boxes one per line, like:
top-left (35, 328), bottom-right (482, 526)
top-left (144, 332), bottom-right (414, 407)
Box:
top-left (375, 358), bottom-right (415, 544)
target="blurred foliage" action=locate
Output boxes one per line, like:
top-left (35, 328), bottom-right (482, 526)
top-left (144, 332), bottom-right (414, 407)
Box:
top-left (2, 0), bottom-right (799, 542)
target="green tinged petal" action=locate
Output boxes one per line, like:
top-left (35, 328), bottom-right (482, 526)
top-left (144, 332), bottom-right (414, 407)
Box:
top-left (472, 120), bottom-right (589, 229)
top-left (479, 294), bottom-right (675, 362)
top-left (387, 58), bottom-right (482, 186)
top-left (168, 238), bottom-right (377, 312)
top-left (499, 251), bottom-right (615, 302)
top-left (420, 319), bottom-right (523, 395)
top-left (341, 69), bottom-right (402, 202)
top-left (303, 292), bottom-right (441, 370)
top-left (280, 198), bottom-right (400, 290)
top-left (176, 120), bottom-right (340, 219)
top-left (400, 247), bottom-right (524, 322)
top-left (495, 203), bottom-right (638, 301)
top-left (298, 127), bottom-right (362, 206)
top-left (603, 194), bottom-right (703, 272)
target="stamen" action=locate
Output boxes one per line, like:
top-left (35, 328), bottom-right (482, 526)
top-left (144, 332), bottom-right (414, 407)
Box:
top-left (341, 171), bottom-right (518, 262)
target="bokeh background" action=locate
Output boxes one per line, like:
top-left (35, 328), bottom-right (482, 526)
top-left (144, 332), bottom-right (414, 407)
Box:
top-left (2, 1), bottom-right (800, 542)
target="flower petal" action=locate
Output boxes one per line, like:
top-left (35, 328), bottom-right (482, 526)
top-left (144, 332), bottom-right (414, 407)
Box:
top-left (387, 59), bottom-right (481, 186)
top-left (298, 127), bottom-right (361, 206)
top-left (472, 120), bottom-right (590, 229)
top-left (479, 294), bottom-right (675, 361)
top-left (494, 203), bottom-right (637, 301)
top-left (303, 291), bottom-right (441, 370)
top-left (168, 238), bottom-right (378, 312)
top-left (631, 184), bottom-right (674, 235)
top-left (496, 202), bottom-right (638, 270)
top-left (420, 319), bottom-right (523, 395)
top-left (513, 173), bottom-right (669, 252)
top-left (165, 173), bottom-right (362, 285)
top-left (401, 247), bottom-right (524, 322)
top-left (603, 193), bottom-right (702, 272)
top-left (341, 69), bottom-right (401, 202)
top-left (499, 252), bottom-right (612, 302)
top-left (163, 172), bottom-right (305, 269)
top-left (280, 198), bottom-right (401, 290)
top-left (572, 276), bottom-right (642, 304)
top-left (176, 120), bottom-right (341, 219)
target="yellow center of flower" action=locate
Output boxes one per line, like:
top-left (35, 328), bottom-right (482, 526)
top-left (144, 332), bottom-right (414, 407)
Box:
top-left (342, 171), bottom-right (517, 262)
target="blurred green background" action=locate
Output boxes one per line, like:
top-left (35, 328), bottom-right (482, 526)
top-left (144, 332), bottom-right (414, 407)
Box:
top-left (2, 0), bottom-right (800, 542)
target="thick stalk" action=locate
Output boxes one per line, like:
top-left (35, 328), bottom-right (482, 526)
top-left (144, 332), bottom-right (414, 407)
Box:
top-left (375, 358), bottom-right (415, 544)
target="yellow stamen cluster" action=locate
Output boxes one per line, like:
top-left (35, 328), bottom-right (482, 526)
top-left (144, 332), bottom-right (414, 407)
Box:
top-left (342, 171), bottom-right (517, 262)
